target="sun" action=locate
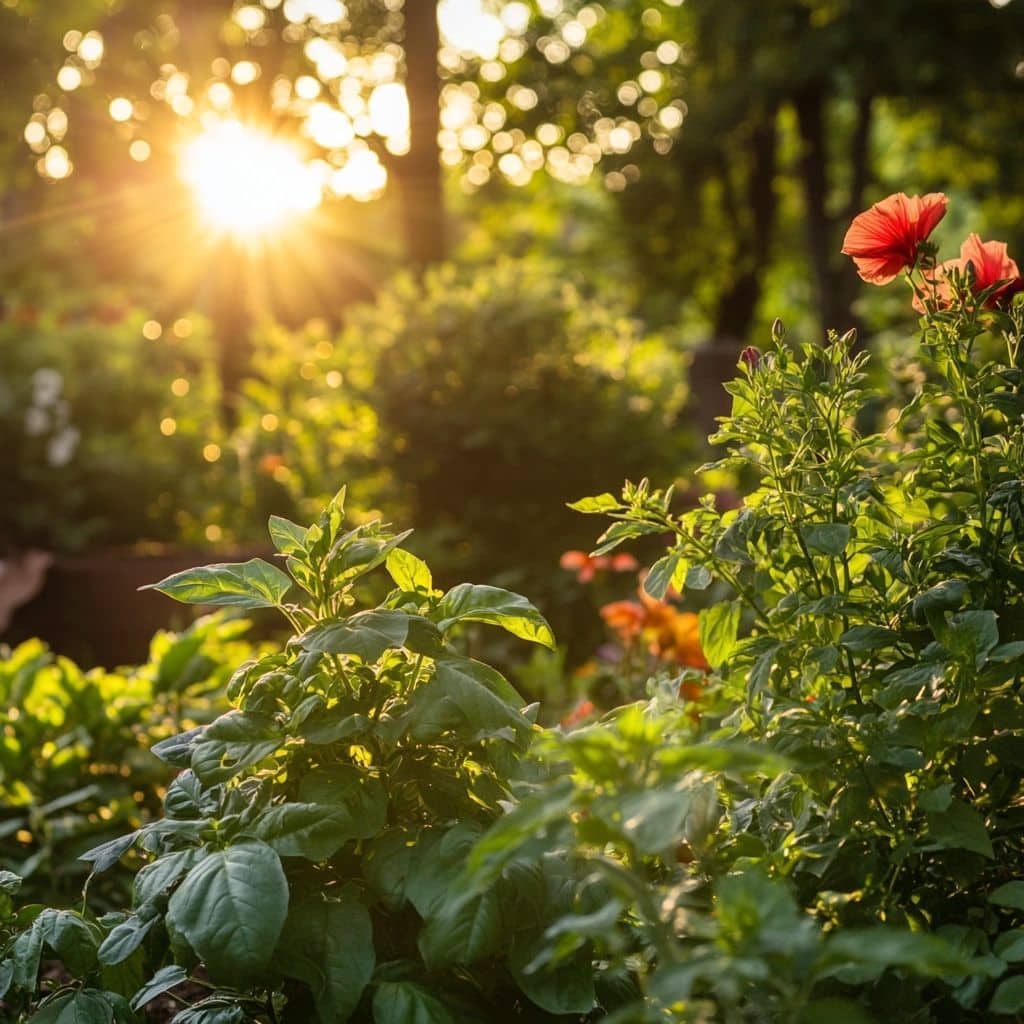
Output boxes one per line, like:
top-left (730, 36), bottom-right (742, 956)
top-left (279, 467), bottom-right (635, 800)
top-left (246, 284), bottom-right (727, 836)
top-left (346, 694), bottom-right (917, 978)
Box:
top-left (180, 120), bottom-right (323, 237)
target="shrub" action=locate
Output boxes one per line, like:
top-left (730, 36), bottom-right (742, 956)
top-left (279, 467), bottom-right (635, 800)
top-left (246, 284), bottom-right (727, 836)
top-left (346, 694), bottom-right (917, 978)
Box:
top-left (336, 259), bottom-right (692, 590)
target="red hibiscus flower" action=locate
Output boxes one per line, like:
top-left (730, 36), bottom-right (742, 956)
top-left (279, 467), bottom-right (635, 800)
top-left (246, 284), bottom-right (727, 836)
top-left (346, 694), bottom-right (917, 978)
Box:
top-left (841, 192), bottom-right (948, 285)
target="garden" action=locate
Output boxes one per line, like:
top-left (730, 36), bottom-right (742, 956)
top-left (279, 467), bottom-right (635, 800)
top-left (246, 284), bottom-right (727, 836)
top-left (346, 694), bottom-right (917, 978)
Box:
top-left (2, 1), bottom-right (1024, 1021)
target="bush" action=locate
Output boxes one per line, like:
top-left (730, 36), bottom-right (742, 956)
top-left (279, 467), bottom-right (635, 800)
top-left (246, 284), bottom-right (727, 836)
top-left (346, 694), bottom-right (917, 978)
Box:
top-left (336, 259), bottom-right (693, 590)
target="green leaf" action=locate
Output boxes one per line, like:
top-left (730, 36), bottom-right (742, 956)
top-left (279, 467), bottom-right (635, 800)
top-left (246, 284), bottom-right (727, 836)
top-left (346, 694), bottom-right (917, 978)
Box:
top-left (800, 523), bottom-right (851, 556)
top-left (427, 657), bottom-right (528, 735)
top-left (926, 800), bottom-right (994, 858)
top-left (840, 626), bottom-right (899, 652)
top-left (991, 976), bottom-right (1024, 1015)
top-left (0, 960), bottom-right (13, 999)
top-left (253, 802), bottom-right (369, 861)
top-left (386, 548), bottom-right (433, 593)
top-left (98, 916), bottom-right (155, 966)
top-left (142, 558), bottom-right (293, 609)
top-left (169, 1002), bottom-right (244, 1024)
top-left (151, 726), bottom-right (206, 768)
top-left (295, 765), bottom-right (388, 841)
top-left (995, 930), bottom-right (1024, 962)
top-left (509, 933), bottom-right (596, 1015)
top-left (133, 849), bottom-right (204, 909)
top-left (590, 519), bottom-right (662, 556)
top-left (685, 564), bottom-right (713, 590)
top-left (27, 991), bottom-right (113, 1024)
top-left (819, 927), bottom-right (978, 981)
top-left (300, 707), bottom-right (370, 745)
top-left (437, 584), bottom-right (555, 649)
top-left (190, 711), bottom-right (281, 785)
top-left (699, 601), bottom-right (741, 668)
top-left (166, 841), bottom-right (288, 988)
top-left (373, 981), bottom-right (455, 1024)
top-left (418, 889), bottom-right (502, 969)
top-left (991, 882), bottom-right (1024, 910)
top-left (80, 832), bottom-right (140, 874)
top-left (406, 824), bottom-right (484, 918)
top-left (362, 830), bottom-right (417, 912)
top-left (268, 516), bottom-right (308, 555)
top-left (278, 896), bottom-right (374, 1023)
top-left (643, 554), bottom-right (682, 601)
top-left (567, 493), bottom-right (621, 514)
top-left (300, 610), bottom-right (413, 662)
top-left (130, 965), bottom-right (189, 1011)
top-left (599, 779), bottom-right (719, 856)
top-left (944, 610), bottom-right (1000, 667)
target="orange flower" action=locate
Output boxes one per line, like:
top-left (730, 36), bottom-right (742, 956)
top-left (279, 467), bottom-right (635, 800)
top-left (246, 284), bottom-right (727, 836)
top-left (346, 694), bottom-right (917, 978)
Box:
top-left (841, 192), bottom-right (948, 285)
top-left (913, 233), bottom-right (1022, 312)
top-left (600, 600), bottom-right (645, 640)
top-left (560, 550), bottom-right (639, 583)
top-left (561, 699), bottom-right (596, 729)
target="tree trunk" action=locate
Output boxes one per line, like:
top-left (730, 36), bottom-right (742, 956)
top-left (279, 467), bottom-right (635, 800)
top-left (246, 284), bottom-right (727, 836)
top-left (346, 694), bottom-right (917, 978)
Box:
top-left (395, 0), bottom-right (445, 267)
top-left (690, 110), bottom-right (779, 436)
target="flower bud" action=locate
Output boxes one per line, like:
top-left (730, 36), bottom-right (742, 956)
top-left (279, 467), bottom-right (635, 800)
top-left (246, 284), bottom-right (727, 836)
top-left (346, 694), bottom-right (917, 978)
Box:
top-left (838, 327), bottom-right (858, 349)
top-left (771, 318), bottom-right (786, 344)
top-left (739, 346), bottom-right (761, 370)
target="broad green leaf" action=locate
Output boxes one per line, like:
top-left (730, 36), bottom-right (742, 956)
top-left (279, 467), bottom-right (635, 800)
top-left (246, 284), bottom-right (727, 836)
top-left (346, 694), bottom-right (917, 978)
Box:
top-left (995, 929), bottom-right (1024, 963)
top-left (819, 927), bottom-right (978, 980)
top-left (133, 849), bottom-right (204, 909)
top-left (80, 832), bottom-right (140, 874)
top-left (0, 871), bottom-right (22, 894)
top-left (253, 802), bottom-right (366, 860)
top-left (944, 610), bottom-right (1000, 667)
top-left (190, 711), bottom-right (281, 784)
top-left (300, 707), bottom-right (370, 745)
top-left (278, 897), bottom-right (374, 1023)
top-left (840, 626), bottom-right (900, 652)
top-left (567, 493), bottom-right (620, 514)
top-left (268, 515), bottom-right (308, 555)
top-left (990, 882), bottom-right (1024, 910)
top-left (437, 584), bottom-right (555, 649)
top-left (643, 554), bottom-right (682, 601)
top-left (685, 564), bottom-right (713, 590)
top-left (426, 657), bottom-right (529, 735)
top-left (406, 824), bottom-right (485, 918)
top-left (46, 910), bottom-right (99, 975)
top-left (418, 888), bottom-right (502, 969)
top-left (926, 800), bottom-right (994, 858)
top-left (168, 1002), bottom-right (244, 1024)
top-left (699, 601), bottom-right (741, 668)
top-left (329, 529), bottom-right (413, 582)
top-left (0, 960), bottom-right (13, 999)
top-left (150, 726), bottom-right (206, 768)
top-left (142, 558), bottom-right (292, 609)
top-left (991, 977), bottom-right (1024, 1015)
top-left (98, 916), bottom-right (155, 966)
top-left (509, 933), bottom-right (596, 1015)
top-left (296, 765), bottom-right (388, 840)
top-left (166, 841), bottom-right (288, 988)
top-left (26, 991), bottom-right (113, 1024)
top-left (373, 981), bottom-right (455, 1024)
top-left (800, 523), bottom-right (851, 556)
top-left (590, 519), bottom-right (662, 556)
top-left (130, 965), bottom-right (188, 1011)
top-left (386, 548), bottom-right (433, 593)
top-left (300, 610), bottom-right (412, 662)
top-left (362, 830), bottom-right (417, 912)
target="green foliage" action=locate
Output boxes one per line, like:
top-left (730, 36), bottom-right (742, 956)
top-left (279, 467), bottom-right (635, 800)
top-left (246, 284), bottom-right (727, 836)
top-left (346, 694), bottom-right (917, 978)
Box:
top-left (0, 310), bottom-right (229, 552)
top-left (468, 281), bottom-right (1024, 1018)
top-left (0, 490), bottom-right (597, 1022)
top-left (333, 258), bottom-right (692, 590)
top-left (0, 614), bottom-right (255, 908)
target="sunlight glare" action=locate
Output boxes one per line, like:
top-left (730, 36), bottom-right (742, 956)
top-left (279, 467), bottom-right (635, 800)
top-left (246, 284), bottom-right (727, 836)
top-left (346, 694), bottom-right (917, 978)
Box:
top-left (180, 120), bottom-right (322, 236)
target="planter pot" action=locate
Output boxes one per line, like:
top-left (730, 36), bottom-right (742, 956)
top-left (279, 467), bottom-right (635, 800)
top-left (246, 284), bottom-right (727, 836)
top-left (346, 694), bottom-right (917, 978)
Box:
top-left (3, 545), bottom-right (273, 668)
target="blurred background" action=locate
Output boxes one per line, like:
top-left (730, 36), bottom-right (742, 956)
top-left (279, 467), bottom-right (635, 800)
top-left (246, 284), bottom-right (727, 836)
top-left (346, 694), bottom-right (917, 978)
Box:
top-left (2, 0), bottom-right (1023, 667)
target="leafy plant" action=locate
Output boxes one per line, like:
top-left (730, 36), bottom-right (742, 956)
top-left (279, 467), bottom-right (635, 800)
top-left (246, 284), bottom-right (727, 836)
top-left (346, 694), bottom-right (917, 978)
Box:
top-left (466, 206), bottom-right (1024, 1020)
top-left (0, 614), bottom-right (256, 908)
top-left (0, 488), bottom-right (614, 1022)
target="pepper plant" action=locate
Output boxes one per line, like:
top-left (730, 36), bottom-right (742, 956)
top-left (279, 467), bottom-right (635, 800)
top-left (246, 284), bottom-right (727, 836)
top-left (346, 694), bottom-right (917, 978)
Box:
top-left (0, 487), bottom-right (615, 1023)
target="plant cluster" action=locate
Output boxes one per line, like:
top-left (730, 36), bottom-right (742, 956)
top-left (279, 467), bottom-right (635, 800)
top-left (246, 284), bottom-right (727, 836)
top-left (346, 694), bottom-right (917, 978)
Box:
top-left (0, 614), bottom-right (256, 908)
top-left (0, 489), bottom-right (614, 1022)
top-left (465, 195), bottom-right (1024, 1020)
